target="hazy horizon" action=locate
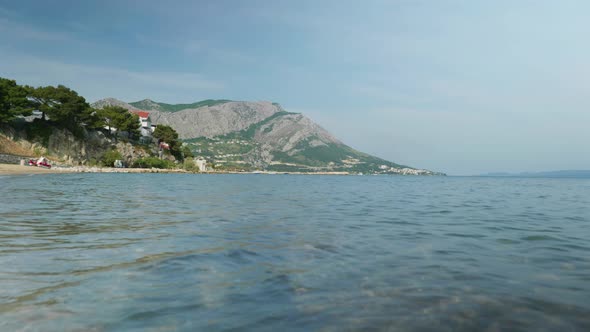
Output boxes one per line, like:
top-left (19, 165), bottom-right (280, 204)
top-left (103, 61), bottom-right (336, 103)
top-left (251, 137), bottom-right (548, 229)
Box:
top-left (1, 0), bottom-right (589, 175)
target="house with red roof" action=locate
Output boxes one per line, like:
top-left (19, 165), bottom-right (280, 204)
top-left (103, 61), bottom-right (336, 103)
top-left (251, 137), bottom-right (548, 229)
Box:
top-left (130, 110), bottom-right (154, 138)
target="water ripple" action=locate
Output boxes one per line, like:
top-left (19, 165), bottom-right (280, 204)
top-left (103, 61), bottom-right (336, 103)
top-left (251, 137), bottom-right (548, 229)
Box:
top-left (0, 174), bottom-right (589, 331)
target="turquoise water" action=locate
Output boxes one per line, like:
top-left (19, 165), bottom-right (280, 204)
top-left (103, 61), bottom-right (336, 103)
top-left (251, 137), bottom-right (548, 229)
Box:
top-left (0, 174), bottom-right (589, 331)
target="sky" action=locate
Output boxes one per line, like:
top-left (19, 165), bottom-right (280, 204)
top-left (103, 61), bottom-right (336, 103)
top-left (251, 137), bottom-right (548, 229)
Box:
top-left (1, 0), bottom-right (589, 175)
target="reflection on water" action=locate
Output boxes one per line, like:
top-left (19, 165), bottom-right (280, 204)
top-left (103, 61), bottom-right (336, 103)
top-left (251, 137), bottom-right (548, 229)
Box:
top-left (1, 174), bottom-right (590, 331)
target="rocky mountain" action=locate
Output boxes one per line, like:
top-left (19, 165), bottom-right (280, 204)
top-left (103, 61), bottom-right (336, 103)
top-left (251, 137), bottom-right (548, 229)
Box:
top-left (129, 99), bottom-right (232, 113)
top-left (91, 98), bottom-right (137, 110)
top-left (92, 98), bottom-right (443, 174)
top-left (147, 101), bottom-right (283, 138)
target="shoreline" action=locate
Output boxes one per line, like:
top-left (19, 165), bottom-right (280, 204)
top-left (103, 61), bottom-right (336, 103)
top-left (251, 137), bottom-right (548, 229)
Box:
top-left (0, 164), bottom-right (354, 176)
top-left (0, 164), bottom-right (191, 175)
top-left (0, 163), bottom-right (445, 176)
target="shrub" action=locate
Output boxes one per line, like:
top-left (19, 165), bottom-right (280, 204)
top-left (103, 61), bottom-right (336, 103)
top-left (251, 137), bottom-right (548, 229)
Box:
top-left (183, 158), bottom-right (199, 172)
top-left (102, 149), bottom-right (122, 167)
top-left (33, 146), bottom-right (44, 157)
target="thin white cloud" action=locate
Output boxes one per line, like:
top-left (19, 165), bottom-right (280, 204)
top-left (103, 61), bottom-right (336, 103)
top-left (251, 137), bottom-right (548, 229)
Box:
top-left (0, 17), bottom-right (73, 42)
top-left (0, 51), bottom-right (225, 102)
top-left (135, 34), bottom-right (253, 64)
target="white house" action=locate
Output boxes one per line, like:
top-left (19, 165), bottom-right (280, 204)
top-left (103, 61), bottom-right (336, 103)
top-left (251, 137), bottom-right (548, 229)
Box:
top-left (195, 157), bottom-right (207, 172)
top-left (129, 110), bottom-right (155, 144)
top-left (130, 110), bottom-right (153, 137)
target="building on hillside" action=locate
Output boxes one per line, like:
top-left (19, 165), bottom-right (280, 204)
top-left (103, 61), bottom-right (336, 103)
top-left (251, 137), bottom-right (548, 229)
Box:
top-left (130, 110), bottom-right (153, 137)
top-left (195, 157), bottom-right (207, 172)
top-left (130, 110), bottom-right (154, 143)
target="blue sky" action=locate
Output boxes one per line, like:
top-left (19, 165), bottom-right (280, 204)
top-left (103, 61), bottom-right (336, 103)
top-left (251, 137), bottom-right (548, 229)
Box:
top-left (1, 0), bottom-right (589, 175)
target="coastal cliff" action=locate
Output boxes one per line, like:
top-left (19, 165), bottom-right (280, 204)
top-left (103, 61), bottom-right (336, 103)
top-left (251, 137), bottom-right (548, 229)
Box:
top-left (0, 125), bottom-right (149, 166)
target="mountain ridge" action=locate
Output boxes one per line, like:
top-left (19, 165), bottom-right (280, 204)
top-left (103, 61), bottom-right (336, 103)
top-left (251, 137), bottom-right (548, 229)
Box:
top-left (92, 98), bottom-right (443, 175)
top-left (129, 99), bottom-right (233, 112)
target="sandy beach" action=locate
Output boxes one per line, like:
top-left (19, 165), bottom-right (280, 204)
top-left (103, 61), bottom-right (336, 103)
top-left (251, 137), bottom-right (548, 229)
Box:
top-left (0, 163), bottom-right (194, 175)
top-left (0, 164), bottom-right (72, 175)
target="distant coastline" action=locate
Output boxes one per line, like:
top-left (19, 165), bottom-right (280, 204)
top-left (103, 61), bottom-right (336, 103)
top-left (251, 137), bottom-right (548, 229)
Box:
top-left (479, 170), bottom-right (590, 178)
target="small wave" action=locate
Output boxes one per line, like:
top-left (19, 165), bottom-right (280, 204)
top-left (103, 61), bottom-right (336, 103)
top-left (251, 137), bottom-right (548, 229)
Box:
top-left (496, 238), bottom-right (520, 244)
top-left (521, 235), bottom-right (559, 241)
top-left (445, 233), bottom-right (486, 238)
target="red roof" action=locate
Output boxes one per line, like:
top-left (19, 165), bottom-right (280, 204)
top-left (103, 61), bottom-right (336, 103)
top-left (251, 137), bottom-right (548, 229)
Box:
top-left (130, 110), bottom-right (150, 118)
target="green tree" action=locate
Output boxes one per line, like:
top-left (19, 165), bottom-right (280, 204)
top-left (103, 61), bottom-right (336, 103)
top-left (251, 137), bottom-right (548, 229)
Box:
top-left (95, 106), bottom-right (117, 133)
top-left (85, 107), bottom-right (107, 130)
top-left (96, 106), bottom-right (140, 140)
top-left (113, 112), bottom-right (140, 140)
top-left (29, 85), bottom-right (94, 131)
top-left (0, 77), bottom-right (33, 124)
top-left (182, 144), bottom-right (194, 159)
top-left (28, 86), bottom-right (54, 121)
top-left (153, 124), bottom-right (183, 160)
top-left (153, 124), bottom-right (178, 143)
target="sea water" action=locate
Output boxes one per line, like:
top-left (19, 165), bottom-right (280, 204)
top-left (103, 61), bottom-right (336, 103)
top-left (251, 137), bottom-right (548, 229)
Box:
top-left (0, 174), bottom-right (589, 331)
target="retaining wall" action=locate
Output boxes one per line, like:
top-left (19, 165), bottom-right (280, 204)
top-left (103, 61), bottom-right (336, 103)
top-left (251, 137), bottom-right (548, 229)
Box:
top-left (0, 154), bottom-right (28, 165)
